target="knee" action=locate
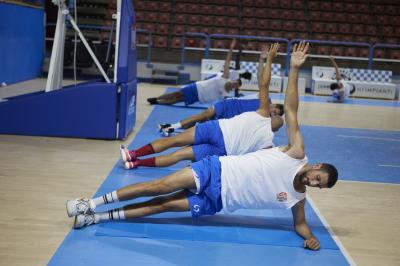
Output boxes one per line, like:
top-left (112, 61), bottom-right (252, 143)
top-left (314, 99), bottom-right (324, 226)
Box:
top-left (204, 108), bottom-right (215, 120)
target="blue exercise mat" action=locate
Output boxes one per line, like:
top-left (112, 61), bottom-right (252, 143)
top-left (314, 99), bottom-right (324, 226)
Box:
top-left (49, 100), bottom-right (352, 266)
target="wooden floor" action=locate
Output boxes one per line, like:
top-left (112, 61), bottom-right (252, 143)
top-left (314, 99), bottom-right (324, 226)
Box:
top-left (0, 82), bottom-right (399, 266)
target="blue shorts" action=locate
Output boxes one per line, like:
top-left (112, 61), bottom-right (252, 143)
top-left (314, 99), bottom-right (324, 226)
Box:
top-left (214, 99), bottom-right (260, 119)
top-left (181, 83), bottom-right (199, 105)
top-left (192, 120), bottom-right (226, 161)
top-left (187, 155), bottom-right (223, 218)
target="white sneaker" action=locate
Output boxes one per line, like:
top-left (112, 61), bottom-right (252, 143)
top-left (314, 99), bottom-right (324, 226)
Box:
top-left (158, 123), bottom-right (171, 132)
top-left (66, 198), bottom-right (94, 217)
top-left (74, 213), bottom-right (99, 229)
top-left (120, 145), bottom-right (132, 162)
top-left (161, 127), bottom-right (174, 137)
top-left (124, 161), bottom-right (138, 169)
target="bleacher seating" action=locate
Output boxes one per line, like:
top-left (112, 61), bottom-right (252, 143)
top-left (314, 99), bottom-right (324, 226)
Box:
top-left (54, 0), bottom-right (400, 64)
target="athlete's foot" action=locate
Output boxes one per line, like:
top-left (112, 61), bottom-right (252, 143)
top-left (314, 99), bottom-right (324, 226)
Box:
top-left (124, 160), bottom-right (139, 169)
top-left (158, 123), bottom-right (171, 132)
top-left (73, 213), bottom-right (99, 229)
top-left (161, 127), bottom-right (175, 137)
top-left (120, 145), bottom-right (134, 162)
top-left (66, 198), bottom-right (95, 217)
top-left (147, 97), bottom-right (158, 105)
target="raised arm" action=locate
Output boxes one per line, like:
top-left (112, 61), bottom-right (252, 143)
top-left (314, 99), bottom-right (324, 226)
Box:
top-left (257, 43), bottom-right (279, 117)
top-left (257, 45), bottom-right (268, 88)
top-left (291, 199), bottom-right (320, 251)
top-left (285, 41), bottom-right (309, 159)
top-left (223, 39), bottom-right (237, 79)
top-left (329, 56), bottom-right (341, 81)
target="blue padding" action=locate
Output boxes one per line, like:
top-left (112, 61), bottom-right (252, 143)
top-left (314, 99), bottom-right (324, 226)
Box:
top-left (49, 103), bottom-right (351, 265)
top-left (116, 0), bottom-right (136, 83)
top-left (0, 3), bottom-right (44, 84)
top-left (118, 79), bottom-right (137, 139)
top-left (0, 81), bottom-right (118, 139)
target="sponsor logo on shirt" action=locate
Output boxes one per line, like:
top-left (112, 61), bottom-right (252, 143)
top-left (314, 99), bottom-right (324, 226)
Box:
top-left (277, 192), bottom-right (287, 202)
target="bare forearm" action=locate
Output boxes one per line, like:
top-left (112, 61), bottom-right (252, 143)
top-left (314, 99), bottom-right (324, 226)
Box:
top-left (284, 66), bottom-right (299, 114)
top-left (259, 59), bottom-right (272, 110)
top-left (223, 48), bottom-right (234, 78)
top-left (258, 57), bottom-right (264, 88)
top-left (295, 222), bottom-right (315, 240)
top-left (330, 59), bottom-right (340, 80)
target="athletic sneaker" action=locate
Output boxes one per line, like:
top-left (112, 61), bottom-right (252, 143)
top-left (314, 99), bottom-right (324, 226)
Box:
top-left (147, 97), bottom-right (158, 105)
top-left (124, 161), bottom-right (139, 169)
top-left (161, 127), bottom-right (175, 137)
top-left (66, 198), bottom-right (95, 217)
top-left (158, 123), bottom-right (171, 132)
top-left (120, 144), bottom-right (134, 162)
top-left (74, 213), bottom-right (99, 229)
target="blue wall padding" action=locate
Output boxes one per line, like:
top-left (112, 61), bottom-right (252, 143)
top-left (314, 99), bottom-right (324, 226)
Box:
top-left (116, 0), bottom-right (137, 83)
top-left (118, 79), bottom-right (137, 139)
top-left (49, 101), bottom-right (351, 266)
top-left (0, 82), bottom-right (118, 139)
top-left (0, 3), bottom-right (44, 84)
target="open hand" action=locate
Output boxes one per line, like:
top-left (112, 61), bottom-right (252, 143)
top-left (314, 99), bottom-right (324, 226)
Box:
top-left (304, 237), bottom-right (320, 251)
top-left (290, 41), bottom-right (309, 68)
top-left (268, 43), bottom-right (280, 59)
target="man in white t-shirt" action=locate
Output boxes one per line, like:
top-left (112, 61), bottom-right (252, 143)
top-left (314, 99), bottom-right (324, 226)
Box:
top-left (328, 56), bottom-right (355, 103)
top-left (66, 42), bottom-right (338, 251)
top-left (146, 39), bottom-right (248, 106)
top-left (120, 44), bottom-right (283, 169)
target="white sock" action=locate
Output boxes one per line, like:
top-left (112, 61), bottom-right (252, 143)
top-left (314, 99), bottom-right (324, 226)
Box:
top-left (91, 191), bottom-right (119, 208)
top-left (96, 208), bottom-right (125, 222)
top-left (171, 122), bottom-right (181, 129)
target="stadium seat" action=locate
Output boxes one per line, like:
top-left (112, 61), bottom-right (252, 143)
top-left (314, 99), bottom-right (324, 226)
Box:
top-left (331, 47), bottom-right (344, 56)
top-left (344, 47), bottom-right (359, 57)
top-left (374, 49), bottom-right (385, 59)
top-left (160, 2), bottom-right (171, 12)
top-left (154, 36), bottom-right (167, 48)
top-left (316, 46), bottom-right (331, 56)
top-left (172, 25), bottom-right (185, 36)
top-left (171, 37), bottom-right (183, 49)
top-left (389, 50), bottom-right (400, 60)
top-left (175, 14), bottom-right (186, 24)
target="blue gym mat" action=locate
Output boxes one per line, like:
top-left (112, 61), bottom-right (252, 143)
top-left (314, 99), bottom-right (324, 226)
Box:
top-left (49, 103), bottom-right (355, 265)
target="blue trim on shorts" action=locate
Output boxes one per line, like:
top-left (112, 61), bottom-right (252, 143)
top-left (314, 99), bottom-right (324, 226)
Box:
top-left (214, 99), bottom-right (260, 119)
top-left (192, 120), bottom-right (226, 161)
top-left (187, 155), bottom-right (223, 218)
top-left (181, 83), bottom-right (199, 105)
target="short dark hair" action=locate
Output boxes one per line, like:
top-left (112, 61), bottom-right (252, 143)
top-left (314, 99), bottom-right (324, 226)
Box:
top-left (275, 103), bottom-right (284, 116)
top-left (237, 78), bottom-right (242, 86)
top-left (330, 83), bottom-right (339, 91)
top-left (320, 163), bottom-right (338, 188)
top-left (239, 71), bottom-right (252, 80)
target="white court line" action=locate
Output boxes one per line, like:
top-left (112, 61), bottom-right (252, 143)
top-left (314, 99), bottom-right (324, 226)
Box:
top-left (378, 164), bottom-right (400, 168)
top-left (307, 196), bottom-right (357, 266)
top-left (337, 135), bottom-right (400, 142)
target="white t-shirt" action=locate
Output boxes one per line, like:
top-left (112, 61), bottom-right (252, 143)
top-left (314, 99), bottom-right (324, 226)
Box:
top-left (196, 73), bottom-right (229, 103)
top-left (218, 111), bottom-right (274, 155)
top-left (219, 147), bottom-right (307, 212)
top-left (333, 79), bottom-right (352, 100)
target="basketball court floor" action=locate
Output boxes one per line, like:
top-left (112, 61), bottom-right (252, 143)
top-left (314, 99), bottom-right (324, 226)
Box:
top-left (0, 81), bottom-right (399, 265)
